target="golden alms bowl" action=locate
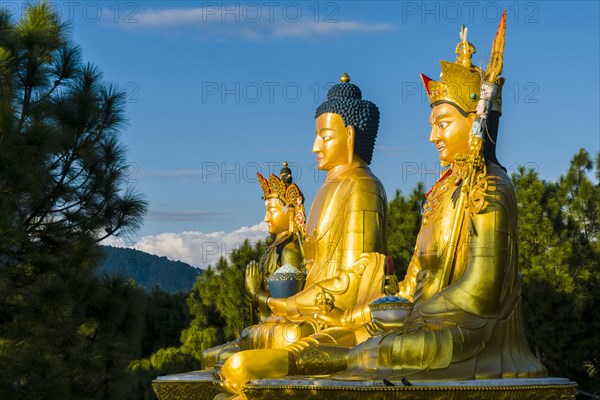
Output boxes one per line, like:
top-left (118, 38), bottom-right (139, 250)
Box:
top-left (369, 296), bottom-right (414, 324)
top-left (267, 264), bottom-right (306, 298)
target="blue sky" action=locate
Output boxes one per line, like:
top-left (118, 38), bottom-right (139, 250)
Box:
top-left (9, 1), bottom-right (598, 267)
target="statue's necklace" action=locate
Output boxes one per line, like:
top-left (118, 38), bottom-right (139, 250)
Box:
top-left (422, 169), bottom-right (454, 226)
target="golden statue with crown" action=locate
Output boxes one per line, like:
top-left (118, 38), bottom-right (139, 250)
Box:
top-left (201, 162), bottom-right (307, 368)
top-left (153, 12), bottom-right (578, 400)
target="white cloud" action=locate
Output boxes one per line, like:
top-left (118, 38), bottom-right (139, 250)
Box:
top-left (270, 21), bottom-right (393, 38)
top-left (135, 7), bottom-right (211, 26)
top-left (120, 6), bottom-right (394, 40)
top-left (145, 209), bottom-right (222, 221)
top-left (107, 223), bottom-right (270, 269)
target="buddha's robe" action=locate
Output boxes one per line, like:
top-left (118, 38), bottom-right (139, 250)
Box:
top-left (342, 164), bottom-right (547, 380)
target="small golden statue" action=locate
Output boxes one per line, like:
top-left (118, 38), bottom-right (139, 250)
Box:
top-left (247, 162), bottom-right (306, 320)
top-left (202, 162), bottom-right (306, 368)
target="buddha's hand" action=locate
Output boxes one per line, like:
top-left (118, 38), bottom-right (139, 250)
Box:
top-left (245, 261), bottom-right (262, 299)
top-left (365, 317), bottom-right (406, 337)
top-left (304, 259), bottom-right (314, 273)
top-left (313, 308), bottom-right (344, 326)
top-left (382, 274), bottom-right (400, 296)
top-left (267, 297), bottom-right (287, 316)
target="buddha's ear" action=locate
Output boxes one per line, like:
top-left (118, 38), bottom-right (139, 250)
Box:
top-left (346, 125), bottom-right (355, 164)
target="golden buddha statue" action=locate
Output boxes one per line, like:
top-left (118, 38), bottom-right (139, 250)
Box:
top-left (266, 73), bottom-right (387, 331)
top-left (218, 74), bottom-right (389, 394)
top-left (202, 163), bottom-right (306, 368)
top-left (219, 15), bottom-right (548, 394)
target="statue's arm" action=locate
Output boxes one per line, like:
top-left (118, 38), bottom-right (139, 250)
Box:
top-left (397, 240), bottom-right (422, 301)
top-left (281, 188), bottom-right (386, 319)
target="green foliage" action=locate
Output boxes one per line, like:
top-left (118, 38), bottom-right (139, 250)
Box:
top-left (127, 239), bottom-right (267, 399)
top-left (71, 275), bottom-right (147, 399)
top-left (0, 255), bottom-right (149, 399)
top-left (140, 288), bottom-right (190, 357)
top-left (387, 183), bottom-right (425, 277)
top-left (127, 347), bottom-right (199, 400)
top-left (0, 3), bottom-right (147, 249)
top-left (0, 2), bottom-right (148, 399)
top-left (99, 246), bottom-right (201, 293)
top-left (0, 236), bottom-right (101, 399)
top-left (179, 266), bottom-right (223, 359)
top-left (514, 149), bottom-right (600, 393)
top-left (182, 239), bottom-right (267, 345)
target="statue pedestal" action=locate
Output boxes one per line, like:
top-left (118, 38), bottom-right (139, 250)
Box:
top-left (153, 372), bottom-right (577, 400)
top-left (152, 371), bottom-right (221, 400)
top-left (243, 377), bottom-right (577, 400)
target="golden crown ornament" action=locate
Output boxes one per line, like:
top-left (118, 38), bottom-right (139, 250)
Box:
top-left (257, 162), bottom-right (306, 233)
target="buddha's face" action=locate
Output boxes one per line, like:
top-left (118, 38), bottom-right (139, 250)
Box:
top-left (264, 198), bottom-right (289, 234)
top-left (313, 113), bottom-right (352, 171)
top-left (429, 103), bottom-right (475, 166)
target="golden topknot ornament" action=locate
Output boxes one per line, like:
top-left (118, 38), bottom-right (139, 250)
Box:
top-left (420, 11), bottom-right (506, 114)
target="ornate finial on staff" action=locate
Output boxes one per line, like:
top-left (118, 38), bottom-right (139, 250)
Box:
top-left (472, 10), bottom-right (506, 139)
top-left (486, 10), bottom-right (506, 85)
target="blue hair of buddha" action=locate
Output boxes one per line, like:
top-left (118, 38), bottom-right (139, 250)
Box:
top-left (315, 77), bottom-right (380, 165)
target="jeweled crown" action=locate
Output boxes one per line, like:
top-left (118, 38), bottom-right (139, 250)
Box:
top-left (257, 162), bottom-right (304, 209)
top-left (420, 24), bottom-right (504, 114)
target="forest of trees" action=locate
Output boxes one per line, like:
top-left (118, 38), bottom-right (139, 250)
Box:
top-left (0, 3), bottom-right (598, 400)
top-left (99, 246), bottom-right (201, 293)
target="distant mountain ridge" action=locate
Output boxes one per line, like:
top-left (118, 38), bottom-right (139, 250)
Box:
top-left (98, 246), bottom-right (201, 293)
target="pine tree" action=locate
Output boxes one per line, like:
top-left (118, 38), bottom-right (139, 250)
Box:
top-left (0, 3), bottom-right (147, 399)
top-left (513, 149), bottom-right (600, 392)
top-left (72, 275), bottom-right (147, 399)
top-left (552, 149), bottom-right (600, 391)
top-left (140, 288), bottom-right (190, 357)
top-left (0, 3), bottom-right (146, 248)
top-left (387, 183), bottom-right (425, 277)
